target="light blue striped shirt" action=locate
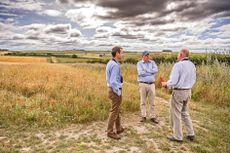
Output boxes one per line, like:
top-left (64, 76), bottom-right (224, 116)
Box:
top-left (106, 59), bottom-right (122, 96)
top-left (137, 60), bottom-right (158, 82)
top-left (167, 58), bottom-right (196, 89)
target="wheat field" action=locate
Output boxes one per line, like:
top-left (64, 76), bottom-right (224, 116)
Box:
top-left (0, 63), bottom-right (139, 126)
top-left (0, 56), bottom-right (47, 63)
top-left (0, 61), bottom-right (229, 152)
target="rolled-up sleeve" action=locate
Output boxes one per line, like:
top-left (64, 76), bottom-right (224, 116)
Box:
top-left (109, 65), bottom-right (121, 96)
top-left (147, 61), bottom-right (158, 74)
top-left (137, 62), bottom-right (147, 77)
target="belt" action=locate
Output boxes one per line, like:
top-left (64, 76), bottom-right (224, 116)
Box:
top-left (173, 88), bottom-right (190, 90)
top-left (109, 87), bottom-right (122, 90)
top-left (139, 81), bottom-right (155, 84)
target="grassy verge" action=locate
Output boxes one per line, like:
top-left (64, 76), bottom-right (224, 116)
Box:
top-left (0, 97), bottom-right (229, 153)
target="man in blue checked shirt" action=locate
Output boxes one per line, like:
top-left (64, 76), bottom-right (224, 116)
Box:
top-left (137, 51), bottom-right (159, 124)
top-left (106, 46), bottom-right (124, 140)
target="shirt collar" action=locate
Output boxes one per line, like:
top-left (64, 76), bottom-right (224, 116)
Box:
top-left (112, 58), bottom-right (119, 64)
top-left (142, 59), bottom-right (150, 63)
top-left (180, 57), bottom-right (189, 61)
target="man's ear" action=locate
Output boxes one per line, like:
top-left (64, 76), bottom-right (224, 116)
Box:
top-left (179, 52), bottom-right (183, 58)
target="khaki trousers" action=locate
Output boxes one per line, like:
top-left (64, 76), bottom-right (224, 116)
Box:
top-left (139, 83), bottom-right (156, 118)
top-left (107, 88), bottom-right (122, 134)
top-left (170, 90), bottom-right (195, 140)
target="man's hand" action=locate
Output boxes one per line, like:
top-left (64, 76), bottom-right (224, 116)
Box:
top-left (161, 81), bottom-right (167, 87)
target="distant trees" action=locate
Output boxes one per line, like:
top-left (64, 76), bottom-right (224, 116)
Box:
top-left (0, 49), bottom-right (8, 51)
top-left (162, 49), bottom-right (172, 52)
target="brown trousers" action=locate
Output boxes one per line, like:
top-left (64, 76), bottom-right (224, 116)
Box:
top-left (107, 88), bottom-right (122, 134)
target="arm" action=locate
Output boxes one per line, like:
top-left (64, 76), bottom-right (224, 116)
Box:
top-left (147, 61), bottom-right (158, 74)
top-left (110, 65), bottom-right (121, 96)
top-left (191, 65), bottom-right (196, 87)
top-left (166, 64), bottom-right (180, 88)
top-left (137, 62), bottom-right (153, 77)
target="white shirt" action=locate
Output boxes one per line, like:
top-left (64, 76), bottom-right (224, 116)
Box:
top-left (167, 58), bottom-right (196, 89)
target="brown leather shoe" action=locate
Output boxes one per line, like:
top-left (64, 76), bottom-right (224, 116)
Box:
top-left (150, 118), bottom-right (159, 124)
top-left (107, 132), bottom-right (121, 140)
top-left (186, 135), bottom-right (195, 141)
top-left (117, 128), bottom-right (125, 134)
top-left (140, 117), bottom-right (147, 122)
top-left (167, 136), bottom-right (183, 143)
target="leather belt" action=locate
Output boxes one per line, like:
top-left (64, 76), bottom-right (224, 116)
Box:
top-left (173, 88), bottom-right (190, 90)
top-left (139, 82), bottom-right (155, 84)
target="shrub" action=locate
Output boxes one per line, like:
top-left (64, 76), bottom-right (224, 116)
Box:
top-left (72, 54), bottom-right (78, 58)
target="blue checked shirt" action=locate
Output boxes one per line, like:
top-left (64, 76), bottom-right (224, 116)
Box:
top-left (137, 60), bottom-right (158, 82)
top-left (106, 59), bottom-right (122, 96)
top-left (167, 58), bottom-right (196, 89)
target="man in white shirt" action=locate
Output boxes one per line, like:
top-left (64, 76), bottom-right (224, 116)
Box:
top-left (162, 49), bottom-right (196, 142)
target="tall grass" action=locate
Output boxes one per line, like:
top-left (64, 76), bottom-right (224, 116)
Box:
top-left (0, 63), bottom-right (139, 127)
top-left (192, 62), bottom-right (230, 107)
top-left (0, 61), bottom-right (229, 127)
top-left (154, 62), bottom-right (230, 107)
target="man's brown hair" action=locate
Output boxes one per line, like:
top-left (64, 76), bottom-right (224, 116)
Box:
top-left (111, 46), bottom-right (122, 57)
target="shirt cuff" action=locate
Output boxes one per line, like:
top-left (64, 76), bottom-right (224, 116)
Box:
top-left (166, 80), bottom-right (173, 89)
top-left (112, 88), bottom-right (121, 96)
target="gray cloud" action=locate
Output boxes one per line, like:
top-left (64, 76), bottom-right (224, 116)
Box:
top-left (56, 0), bottom-right (69, 4)
top-left (45, 24), bottom-right (70, 34)
top-left (98, 0), bottom-right (168, 18)
top-left (56, 0), bottom-right (230, 27)
top-left (26, 35), bottom-right (40, 40)
top-left (69, 30), bottom-right (81, 37)
top-left (97, 43), bottom-right (113, 47)
top-left (112, 32), bottom-right (144, 40)
top-left (56, 0), bottom-right (90, 4)
top-left (96, 0), bottom-right (230, 26)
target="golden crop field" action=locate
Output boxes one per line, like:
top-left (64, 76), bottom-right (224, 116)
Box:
top-left (0, 63), bottom-right (139, 126)
top-left (0, 61), bottom-right (229, 152)
top-left (0, 56), bottom-right (47, 63)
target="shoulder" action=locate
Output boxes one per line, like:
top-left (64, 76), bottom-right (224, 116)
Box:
top-left (188, 60), bottom-right (196, 66)
top-left (137, 60), bottom-right (143, 65)
top-left (107, 60), bottom-right (116, 65)
top-left (149, 60), bottom-right (156, 64)
top-left (189, 61), bottom-right (196, 70)
top-left (183, 60), bottom-right (196, 68)
top-left (107, 60), bottom-right (116, 69)
top-left (173, 62), bottom-right (182, 69)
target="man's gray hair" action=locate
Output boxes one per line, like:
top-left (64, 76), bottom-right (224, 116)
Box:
top-left (181, 49), bottom-right (189, 57)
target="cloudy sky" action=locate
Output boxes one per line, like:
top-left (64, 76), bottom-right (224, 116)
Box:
top-left (0, 0), bottom-right (229, 51)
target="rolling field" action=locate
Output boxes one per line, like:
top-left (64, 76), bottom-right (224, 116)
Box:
top-left (0, 56), bottom-right (47, 63)
top-left (0, 59), bottom-right (229, 152)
